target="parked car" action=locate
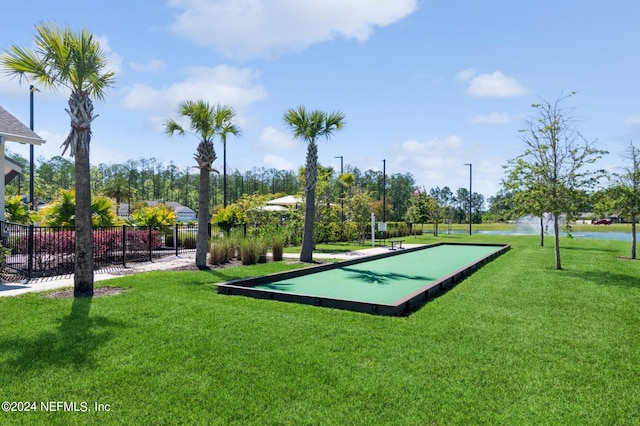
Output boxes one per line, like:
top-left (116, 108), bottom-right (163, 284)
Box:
top-left (592, 219), bottom-right (612, 225)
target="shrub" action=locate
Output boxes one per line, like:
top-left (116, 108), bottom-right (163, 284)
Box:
top-left (126, 228), bottom-right (163, 251)
top-left (130, 203), bottom-right (177, 227)
top-left (0, 243), bottom-right (12, 267)
top-left (182, 233), bottom-right (197, 249)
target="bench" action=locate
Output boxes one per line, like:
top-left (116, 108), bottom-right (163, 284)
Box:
top-left (389, 240), bottom-right (404, 250)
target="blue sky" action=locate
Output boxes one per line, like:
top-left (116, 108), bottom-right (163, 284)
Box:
top-left (1, 0), bottom-right (639, 199)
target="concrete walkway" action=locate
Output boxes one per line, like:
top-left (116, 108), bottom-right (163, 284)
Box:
top-left (0, 244), bottom-right (422, 297)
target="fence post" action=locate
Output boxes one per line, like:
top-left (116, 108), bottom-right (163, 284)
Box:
top-left (122, 224), bottom-right (127, 268)
top-left (174, 224), bottom-right (178, 257)
top-left (148, 226), bottom-right (153, 262)
top-left (28, 224), bottom-right (34, 279)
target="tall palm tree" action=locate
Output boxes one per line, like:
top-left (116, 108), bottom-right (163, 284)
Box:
top-left (218, 109), bottom-right (241, 208)
top-left (102, 176), bottom-right (136, 216)
top-left (283, 106), bottom-right (345, 262)
top-left (165, 101), bottom-right (237, 269)
top-left (1, 22), bottom-right (116, 297)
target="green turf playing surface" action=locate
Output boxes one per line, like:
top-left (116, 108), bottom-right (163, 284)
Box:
top-left (255, 244), bottom-right (503, 304)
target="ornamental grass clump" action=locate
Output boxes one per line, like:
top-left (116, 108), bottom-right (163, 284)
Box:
top-left (272, 235), bottom-right (284, 261)
top-left (240, 239), bottom-right (258, 265)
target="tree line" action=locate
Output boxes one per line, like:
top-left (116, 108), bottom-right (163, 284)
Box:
top-left (5, 151), bottom-right (454, 223)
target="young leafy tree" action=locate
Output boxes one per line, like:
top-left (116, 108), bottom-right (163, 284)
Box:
top-left (283, 106), bottom-right (345, 262)
top-left (504, 92), bottom-right (607, 269)
top-left (1, 22), bottom-right (116, 296)
top-left (608, 139), bottom-right (640, 259)
top-left (346, 190), bottom-right (374, 243)
top-left (406, 188), bottom-right (430, 229)
top-left (165, 101), bottom-right (237, 269)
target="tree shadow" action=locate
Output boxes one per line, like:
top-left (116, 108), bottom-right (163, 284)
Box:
top-left (562, 269), bottom-right (640, 290)
top-left (0, 297), bottom-right (125, 374)
top-left (340, 267), bottom-right (433, 286)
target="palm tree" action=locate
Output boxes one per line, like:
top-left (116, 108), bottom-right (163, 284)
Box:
top-left (165, 101), bottom-right (237, 269)
top-left (1, 22), bottom-right (116, 297)
top-left (102, 176), bottom-right (135, 216)
top-left (283, 106), bottom-right (345, 262)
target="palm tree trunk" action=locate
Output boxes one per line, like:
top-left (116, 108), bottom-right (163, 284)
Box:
top-left (196, 167), bottom-right (210, 269)
top-left (300, 142), bottom-right (318, 262)
top-left (74, 132), bottom-right (94, 297)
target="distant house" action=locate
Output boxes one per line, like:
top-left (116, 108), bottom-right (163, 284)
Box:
top-left (118, 201), bottom-right (197, 222)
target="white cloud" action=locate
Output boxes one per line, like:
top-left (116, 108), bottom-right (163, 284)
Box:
top-left (389, 135), bottom-right (466, 187)
top-left (470, 112), bottom-right (512, 125)
top-left (263, 154), bottom-right (296, 170)
top-left (458, 70), bottom-right (529, 98)
top-left (257, 126), bottom-right (297, 151)
top-left (95, 36), bottom-right (122, 74)
top-left (624, 115), bottom-right (640, 126)
top-left (456, 68), bottom-right (476, 82)
top-left (168, 0), bottom-right (418, 59)
top-left (122, 64), bottom-right (267, 130)
top-left (130, 59), bottom-right (166, 73)
top-left (387, 135), bottom-right (504, 196)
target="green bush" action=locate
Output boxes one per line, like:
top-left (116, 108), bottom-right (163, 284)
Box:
top-left (182, 233), bottom-right (197, 249)
top-left (0, 243), bottom-right (11, 267)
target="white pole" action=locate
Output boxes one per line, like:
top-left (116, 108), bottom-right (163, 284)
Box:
top-left (371, 212), bottom-right (375, 247)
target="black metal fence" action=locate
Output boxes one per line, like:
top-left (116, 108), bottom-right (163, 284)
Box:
top-left (0, 221), bottom-right (203, 280)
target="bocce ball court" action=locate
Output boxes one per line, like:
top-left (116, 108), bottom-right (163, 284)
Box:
top-left (216, 242), bottom-right (510, 316)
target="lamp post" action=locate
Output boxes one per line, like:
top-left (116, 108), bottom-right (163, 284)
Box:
top-left (128, 169), bottom-right (132, 217)
top-left (29, 85), bottom-right (39, 211)
top-left (382, 159), bottom-right (386, 223)
top-left (334, 155), bottom-right (343, 222)
top-left (464, 163), bottom-right (472, 235)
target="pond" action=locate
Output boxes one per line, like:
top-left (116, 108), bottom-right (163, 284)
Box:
top-left (442, 229), bottom-right (633, 242)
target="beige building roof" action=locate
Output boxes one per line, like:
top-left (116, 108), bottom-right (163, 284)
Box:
top-left (0, 105), bottom-right (45, 145)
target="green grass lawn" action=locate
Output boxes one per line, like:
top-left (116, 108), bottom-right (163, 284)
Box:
top-left (1, 234), bottom-right (639, 425)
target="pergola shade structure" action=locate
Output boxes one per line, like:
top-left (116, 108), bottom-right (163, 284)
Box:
top-left (0, 105), bottom-right (46, 221)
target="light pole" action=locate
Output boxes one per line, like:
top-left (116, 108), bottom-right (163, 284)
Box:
top-left (128, 170), bottom-right (132, 217)
top-left (464, 163), bottom-right (472, 235)
top-left (29, 85), bottom-right (39, 211)
top-left (334, 155), bottom-right (343, 222)
top-left (382, 159), bottom-right (386, 224)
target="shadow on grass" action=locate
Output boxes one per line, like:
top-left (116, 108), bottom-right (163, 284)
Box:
top-left (0, 297), bottom-right (125, 374)
top-left (561, 245), bottom-right (619, 253)
top-left (563, 268), bottom-right (640, 290)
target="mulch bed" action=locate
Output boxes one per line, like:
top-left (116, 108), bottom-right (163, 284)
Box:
top-left (44, 287), bottom-right (127, 299)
